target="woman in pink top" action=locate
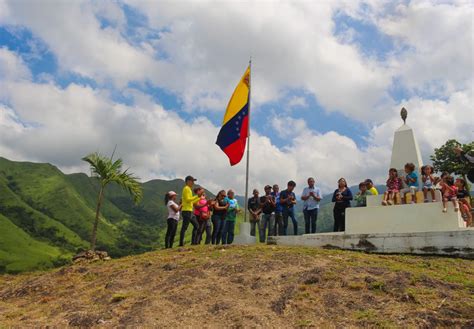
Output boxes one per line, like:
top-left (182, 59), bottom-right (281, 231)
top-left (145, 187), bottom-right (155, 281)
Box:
top-left (194, 187), bottom-right (211, 244)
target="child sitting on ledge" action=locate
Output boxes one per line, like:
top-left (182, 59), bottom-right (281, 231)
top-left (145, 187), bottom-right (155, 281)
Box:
top-left (354, 182), bottom-right (371, 207)
top-left (400, 163), bottom-right (418, 204)
top-left (421, 165), bottom-right (438, 202)
top-left (455, 178), bottom-right (472, 226)
top-left (440, 175), bottom-right (458, 213)
top-left (382, 168), bottom-right (402, 206)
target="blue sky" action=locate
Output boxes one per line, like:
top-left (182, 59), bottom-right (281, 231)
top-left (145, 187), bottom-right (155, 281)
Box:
top-left (0, 1), bottom-right (472, 193)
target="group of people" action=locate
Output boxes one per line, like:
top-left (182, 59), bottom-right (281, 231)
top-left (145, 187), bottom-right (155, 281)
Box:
top-left (163, 175), bottom-right (371, 248)
top-left (164, 175), bottom-right (241, 248)
top-left (376, 162), bottom-right (472, 225)
top-left (164, 151), bottom-right (473, 248)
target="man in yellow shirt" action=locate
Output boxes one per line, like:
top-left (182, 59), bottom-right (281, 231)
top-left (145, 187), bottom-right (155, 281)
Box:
top-left (179, 175), bottom-right (202, 246)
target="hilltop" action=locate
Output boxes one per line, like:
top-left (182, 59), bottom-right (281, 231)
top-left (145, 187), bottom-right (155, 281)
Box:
top-left (0, 245), bottom-right (472, 327)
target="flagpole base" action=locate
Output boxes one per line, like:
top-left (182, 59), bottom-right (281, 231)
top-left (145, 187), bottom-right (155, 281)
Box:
top-left (233, 222), bottom-right (257, 245)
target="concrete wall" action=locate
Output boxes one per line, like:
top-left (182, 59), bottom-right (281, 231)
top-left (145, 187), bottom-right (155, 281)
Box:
top-left (346, 200), bottom-right (465, 234)
top-left (366, 190), bottom-right (442, 206)
top-left (268, 229), bottom-right (474, 259)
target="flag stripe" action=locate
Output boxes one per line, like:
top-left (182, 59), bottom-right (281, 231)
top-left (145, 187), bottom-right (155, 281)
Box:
top-left (222, 67), bottom-right (250, 125)
top-left (222, 135), bottom-right (247, 166)
top-left (215, 103), bottom-right (248, 150)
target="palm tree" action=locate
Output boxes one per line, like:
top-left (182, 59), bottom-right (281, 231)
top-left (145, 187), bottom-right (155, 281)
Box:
top-left (82, 152), bottom-right (143, 251)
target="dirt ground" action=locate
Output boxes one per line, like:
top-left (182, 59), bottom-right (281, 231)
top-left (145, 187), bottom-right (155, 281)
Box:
top-left (0, 245), bottom-right (473, 328)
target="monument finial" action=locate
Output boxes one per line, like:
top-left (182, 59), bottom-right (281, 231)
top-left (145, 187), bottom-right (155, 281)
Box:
top-left (400, 107), bottom-right (407, 125)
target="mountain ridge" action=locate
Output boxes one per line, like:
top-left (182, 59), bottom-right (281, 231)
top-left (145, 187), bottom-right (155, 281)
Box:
top-left (0, 157), bottom-right (194, 273)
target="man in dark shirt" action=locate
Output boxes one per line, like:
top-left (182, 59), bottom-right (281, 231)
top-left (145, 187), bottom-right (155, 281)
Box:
top-left (259, 185), bottom-right (276, 243)
top-left (248, 189), bottom-right (261, 237)
top-left (280, 181), bottom-right (297, 236)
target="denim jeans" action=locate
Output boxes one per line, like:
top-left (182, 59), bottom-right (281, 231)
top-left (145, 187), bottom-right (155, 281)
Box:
top-left (303, 208), bottom-right (318, 234)
top-left (333, 207), bottom-right (347, 232)
top-left (260, 213), bottom-right (274, 242)
top-left (282, 208), bottom-right (298, 236)
top-left (250, 216), bottom-right (260, 237)
top-left (197, 219), bottom-right (211, 244)
top-left (165, 218), bottom-right (178, 248)
top-left (211, 214), bottom-right (225, 244)
top-left (274, 212), bottom-right (283, 236)
top-left (179, 211), bottom-right (199, 246)
top-left (222, 220), bottom-right (236, 244)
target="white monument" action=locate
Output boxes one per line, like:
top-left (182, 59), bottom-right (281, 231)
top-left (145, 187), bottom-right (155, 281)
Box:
top-left (268, 108), bottom-right (473, 258)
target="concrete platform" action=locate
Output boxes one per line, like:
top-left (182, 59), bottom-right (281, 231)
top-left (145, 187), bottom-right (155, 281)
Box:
top-left (267, 229), bottom-right (474, 258)
top-left (233, 222), bottom-right (257, 245)
top-left (346, 199), bottom-right (466, 234)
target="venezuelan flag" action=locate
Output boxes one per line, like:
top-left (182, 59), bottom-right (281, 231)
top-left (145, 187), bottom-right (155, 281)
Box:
top-left (216, 66), bottom-right (250, 166)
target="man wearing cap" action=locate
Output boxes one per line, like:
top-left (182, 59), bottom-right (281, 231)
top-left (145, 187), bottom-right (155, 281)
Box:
top-left (179, 175), bottom-right (202, 246)
top-left (259, 185), bottom-right (276, 242)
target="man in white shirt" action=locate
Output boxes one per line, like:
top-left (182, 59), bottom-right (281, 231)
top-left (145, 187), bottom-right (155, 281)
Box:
top-left (301, 177), bottom-right (322, 234)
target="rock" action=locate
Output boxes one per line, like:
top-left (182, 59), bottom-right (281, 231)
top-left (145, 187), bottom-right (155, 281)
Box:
top-left (162, 263), bottom-right (178, 271)
top-left (73, 250), bottom-right (111, 263)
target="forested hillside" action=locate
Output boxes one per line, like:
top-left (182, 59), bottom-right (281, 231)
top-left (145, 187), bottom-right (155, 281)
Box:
top-left (0, 157), bottom-right (189, 273)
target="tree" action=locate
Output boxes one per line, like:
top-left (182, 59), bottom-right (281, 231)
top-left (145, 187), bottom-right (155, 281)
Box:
top-left (82, 152), bottom-right (143, 251)
top-left (430, 139), bottom-right (474, 188)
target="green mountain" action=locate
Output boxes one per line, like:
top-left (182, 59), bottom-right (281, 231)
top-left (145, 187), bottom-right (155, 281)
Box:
top-left (0, 157), bottom-right (195, 273)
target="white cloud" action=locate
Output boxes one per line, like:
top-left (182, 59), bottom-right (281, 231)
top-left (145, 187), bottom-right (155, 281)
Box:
top-left (346, 1), bottom-right (474, 98)
top-left (0, 47), bottom-right (31, 81)
top-left (271, 116), bottom-right (308, 139)
top-left (0, 2), bottom-right (472, 198)
top-left (1, 0), bottom-right (166, 86)
top-left (287, 96), bottom-right (308, 109)
top-left (126, 0), bottom-right (393, 118)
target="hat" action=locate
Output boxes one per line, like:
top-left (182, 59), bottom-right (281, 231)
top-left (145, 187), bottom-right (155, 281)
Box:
top-left (264, 185), bottom-right (272, 190)
top-left (185, 175), bottom-right (197, 182)
top-left (168, 191), bottom-right (177, 197)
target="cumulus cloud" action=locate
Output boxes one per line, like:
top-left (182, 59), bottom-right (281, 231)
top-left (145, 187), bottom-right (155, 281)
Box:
top-left (0, 47), bottom-right (31, 80)
top-left (1, 0), bottom-right (166, 86)
top-left (0, 1), bottom-right (472, 197)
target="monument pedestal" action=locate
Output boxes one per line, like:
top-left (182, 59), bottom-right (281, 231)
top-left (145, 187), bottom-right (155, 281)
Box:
top-left (267, 229), bottom-right (474, 258)
top-left (233, 222), bottom-right (256, 245)
top-left (268, 112), bottom-right (473, 257)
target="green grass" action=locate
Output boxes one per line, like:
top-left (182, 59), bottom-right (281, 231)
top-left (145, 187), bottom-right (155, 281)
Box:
top-left (0, 156), bottom-right (218, 272)
top-left (0, 214), bottom-right (68, 273)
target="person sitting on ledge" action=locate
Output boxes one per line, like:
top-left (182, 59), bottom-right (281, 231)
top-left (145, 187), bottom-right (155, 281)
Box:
top-left (421, 165), bottom-right (438, 202)
top-left (455, 178), bottom-right (471, 226)
top-left (400, 163), bottom-right (418, 204)
top-left (440, 175), bottom-right (458, 213)
top-left (354, 182), bottom-right (371, 207)
top-left (365, 179), bottom-right (379, 196)
top-left (382, 168), bottom-right (402, 206)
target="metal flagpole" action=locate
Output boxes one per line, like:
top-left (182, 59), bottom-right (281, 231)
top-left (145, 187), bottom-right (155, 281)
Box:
top-left (243, 57), bottom-right (252, 222)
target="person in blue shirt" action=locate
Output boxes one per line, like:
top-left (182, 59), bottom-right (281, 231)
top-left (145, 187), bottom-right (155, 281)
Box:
top-left (272, 184), bottom-right (284, 236)
top-left (301, 177), bottom-right (322, 234)
top-left (401, 162), bottom-right (419, 204)
top-left (280, 181), bottom-right (298, 236)
top-left (332, 178), bottom-right (353, 232)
